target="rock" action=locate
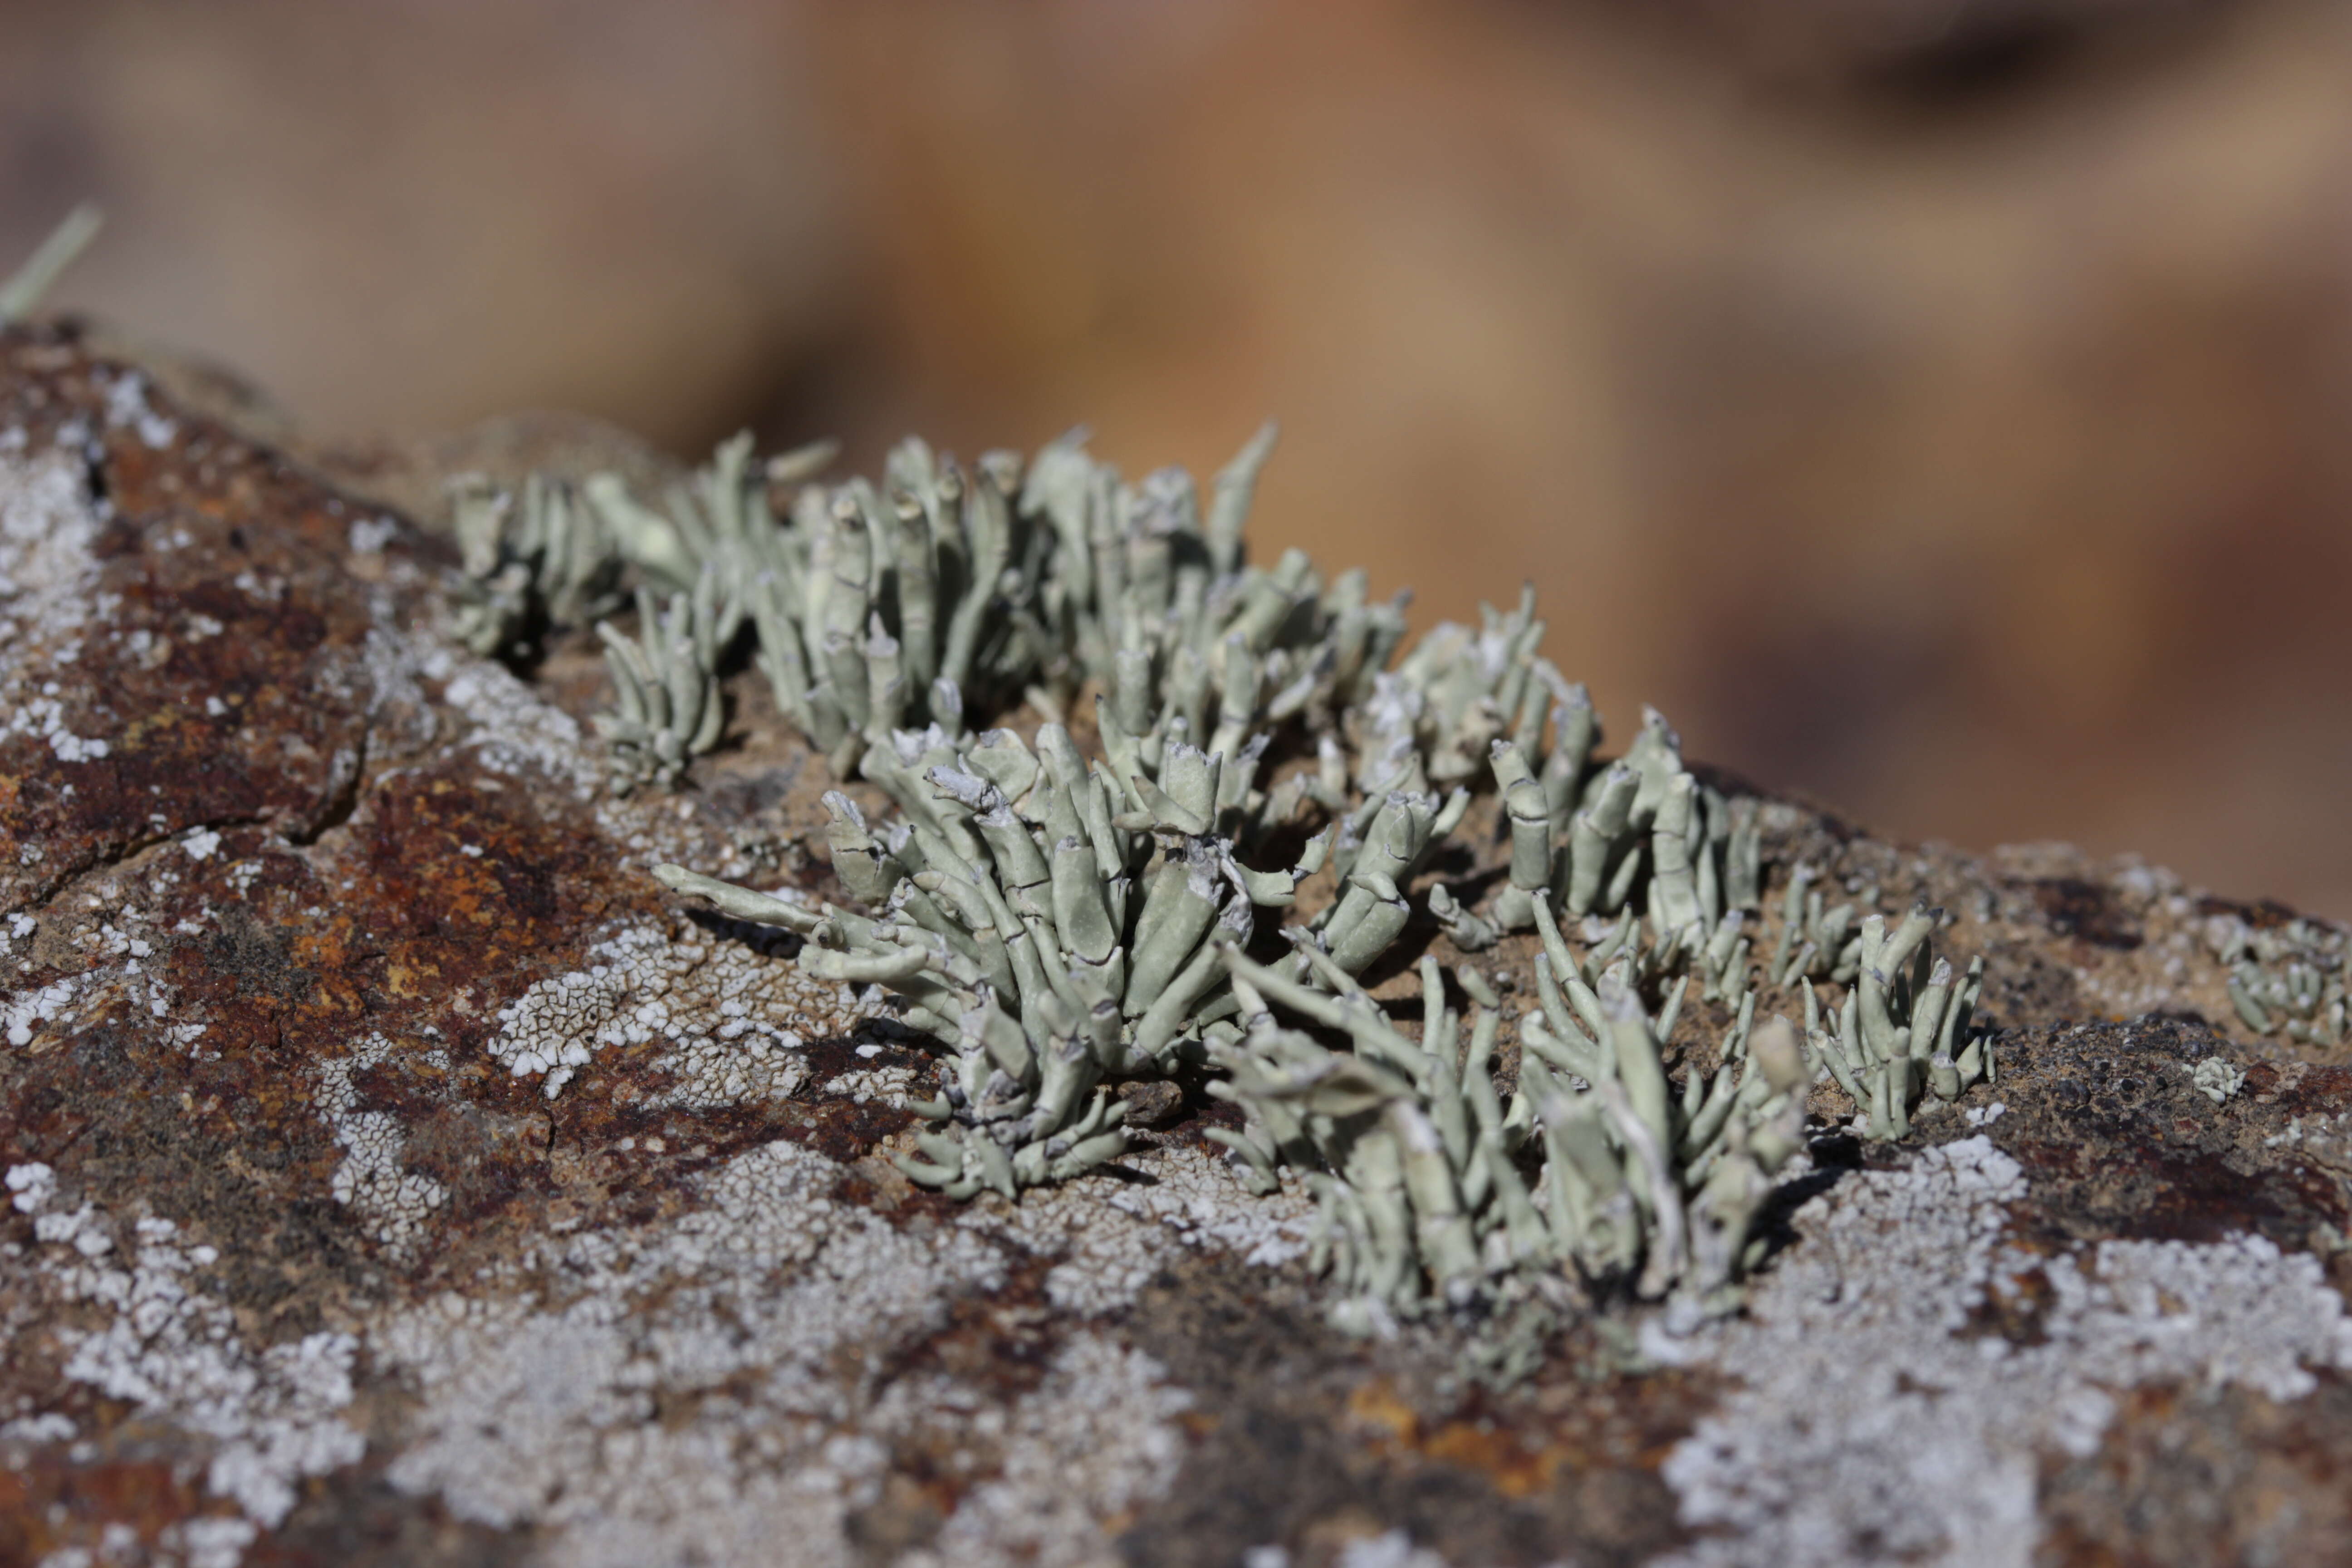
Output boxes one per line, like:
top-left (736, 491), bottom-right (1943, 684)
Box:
top-left (2, 320), bottom-right (2350, 1568)
top-left (1117, 1079), bottom-right (1187, 1131)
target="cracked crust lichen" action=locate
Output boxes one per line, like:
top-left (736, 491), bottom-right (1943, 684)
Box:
top-left (1649, 1137), bottom-right (2352, 1568)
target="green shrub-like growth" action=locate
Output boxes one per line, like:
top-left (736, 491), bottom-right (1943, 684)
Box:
top-left (2210, 915), bottom-right (2346, 1046)
top-left (659, 711), bottom-right (1347, 1196)
top-left (1206, 942), bottom-right (1809, 1325)
top-left (558, 423), bottom-right (2003, 1333)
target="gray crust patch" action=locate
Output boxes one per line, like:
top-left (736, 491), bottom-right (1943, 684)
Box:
top-left (1651, 1137), bottom-right (2352, 1568)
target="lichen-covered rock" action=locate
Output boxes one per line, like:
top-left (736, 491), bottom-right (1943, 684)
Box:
top-left (3, 322), bottom-right (2351, 1568)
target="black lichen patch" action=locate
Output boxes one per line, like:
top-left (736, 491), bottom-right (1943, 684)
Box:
top-left (1118, 1250), bottom-right (1707, 1568)
top-left (202, 904), bottom-right (319, 1004)
top-left (249, 1469), bottom-right (525, 1568)
top-left (2036, 877), bottom-right (2145, 950)
top-left (2196, 894), bottom-right (2303, 931)
top-left (1959, 1017), bottom-right (2352, 1256)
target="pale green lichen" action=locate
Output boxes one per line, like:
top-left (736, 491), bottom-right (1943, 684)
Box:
top-left (643, 441), bottom-right (1585, 1204)
top-left (562, 422), bottom-right (1406, 795)
top-left (1019, 422), bottom-right (1409, 765)
top-left (1351, 588), bottom-right (1568, 801)
top-left (593, 580), bottom-right (736, 796)
top-left (1797, 903), bottom-right (1991, 1141)
top-left (446, 472), bottom-right (627, 660)
top-left (655, 708), bottom-right (1365, 1198)
top-left (1483, 704), bottom-right (1764, 951)
top-left (593, 421), bottom-right (2002, 1344)
top-left (2210, 915), bottom-right (2346, 1046)
top-left (1765, 862), bottom-right (1867, 987)
top-left (1207, 943), bottom-right (1809, 1327)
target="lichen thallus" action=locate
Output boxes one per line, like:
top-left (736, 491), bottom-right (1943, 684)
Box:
top-left (461, 423), bottom-right (1998, 1327)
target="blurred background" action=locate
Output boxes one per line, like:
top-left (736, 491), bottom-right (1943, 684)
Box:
top-left (8, 0), bottom-right (2352, 914)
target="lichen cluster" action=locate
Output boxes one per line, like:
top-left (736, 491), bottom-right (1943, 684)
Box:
top-left (1797, 905), bottom-right (1991, 1139)
top-left (656, 712), bottom-right (1345, 1196)
top-left (478, 421), bottom-right (2004, 1328)
top-left (1482, 705), bottom-right (1761, 940)
top-left (2209, 913), bottom-right (2347, 1047)
top-left (1206, 941), bottom-right (1811, 1327)
top-left (446, 473), bottom-right (626, 662)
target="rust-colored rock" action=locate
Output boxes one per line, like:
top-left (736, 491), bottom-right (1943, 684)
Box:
top-left (3, 324), bottom-right (2350, 1568)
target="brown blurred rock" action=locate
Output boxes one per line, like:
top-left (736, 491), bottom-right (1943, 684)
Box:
top-left (0, 0), bottom-right (851, 449)
top-left (794, 0), bottom-right (2352, 919)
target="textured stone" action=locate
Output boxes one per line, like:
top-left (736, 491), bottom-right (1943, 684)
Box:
top-left (3, 322), bottom-right (2351, 1568)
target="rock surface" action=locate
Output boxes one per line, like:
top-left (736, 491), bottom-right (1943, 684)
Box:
top-left (3, 324), bottom-right (2349, 1568)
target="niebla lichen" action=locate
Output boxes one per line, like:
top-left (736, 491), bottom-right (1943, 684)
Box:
top-left (435, 417), bottom-right (2003, 1334)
